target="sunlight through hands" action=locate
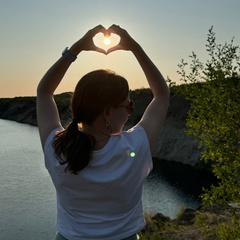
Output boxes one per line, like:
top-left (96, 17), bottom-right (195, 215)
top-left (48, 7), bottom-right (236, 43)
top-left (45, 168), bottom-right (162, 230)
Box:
top-left (104, 37), bottom-right (111, 45)
top-left (93, 33), bottom-right (120, 51)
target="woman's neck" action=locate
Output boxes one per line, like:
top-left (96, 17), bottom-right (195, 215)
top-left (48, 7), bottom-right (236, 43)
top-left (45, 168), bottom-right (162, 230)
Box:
top-left (82, 123), bottom-right (111, 150)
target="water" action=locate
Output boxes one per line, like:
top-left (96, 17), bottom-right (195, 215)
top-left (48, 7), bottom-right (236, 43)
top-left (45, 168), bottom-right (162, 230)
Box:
top-left (0, 119), bottom-right (56, 239)
top-left (0, 119), bottom-right (214, 240)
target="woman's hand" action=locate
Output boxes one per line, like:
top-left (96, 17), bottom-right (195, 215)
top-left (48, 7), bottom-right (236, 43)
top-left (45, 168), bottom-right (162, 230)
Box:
top-left (70, 25), bottom-right (107, 55)
top-left (106, 24), bottom-right (140, 54)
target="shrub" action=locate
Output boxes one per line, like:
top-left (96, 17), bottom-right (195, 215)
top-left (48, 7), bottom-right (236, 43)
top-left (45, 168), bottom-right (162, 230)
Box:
top-left (168, 26), bottom-right (240, 206)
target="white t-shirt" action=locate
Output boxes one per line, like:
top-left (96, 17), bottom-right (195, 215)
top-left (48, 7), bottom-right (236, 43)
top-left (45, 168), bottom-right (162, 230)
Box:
top-left (44, 124), bottom-right (152, 240)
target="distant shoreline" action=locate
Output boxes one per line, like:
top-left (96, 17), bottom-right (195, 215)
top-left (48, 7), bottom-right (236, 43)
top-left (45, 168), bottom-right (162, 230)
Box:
top-left (0, 90), bottom-right (207, 170)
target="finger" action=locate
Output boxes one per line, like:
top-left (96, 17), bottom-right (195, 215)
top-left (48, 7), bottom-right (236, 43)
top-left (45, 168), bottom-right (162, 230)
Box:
top-left (92, 24), bottom-right (106, 32)
top-left (108, 24), bottom-right (122, 30)
top-left (95, 47), bottom-right (107, 55)
top-left (107, 24), bottom-right (123, 35)
top-left (89, 25), bottom-right (107, 37)
top-left (98, 25), bottom-right (108, 36)
top-left (106, 45), bottom-right (121, 54)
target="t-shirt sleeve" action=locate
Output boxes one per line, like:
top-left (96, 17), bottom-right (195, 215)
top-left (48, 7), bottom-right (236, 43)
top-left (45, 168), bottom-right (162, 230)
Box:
top-left (43, 127), bottom-right (63, 170)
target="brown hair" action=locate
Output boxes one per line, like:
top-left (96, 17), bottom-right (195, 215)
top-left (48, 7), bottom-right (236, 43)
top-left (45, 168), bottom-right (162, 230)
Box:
top-left (53, 69), bottom-right (129, 174)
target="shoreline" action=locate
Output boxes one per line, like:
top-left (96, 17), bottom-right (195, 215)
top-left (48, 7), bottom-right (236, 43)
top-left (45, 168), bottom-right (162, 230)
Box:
top-left (0, 90), bottom-right (208, 171)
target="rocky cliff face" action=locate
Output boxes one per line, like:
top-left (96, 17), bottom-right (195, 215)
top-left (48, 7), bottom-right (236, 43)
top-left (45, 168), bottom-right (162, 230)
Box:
top-left (0, 97), bottom-right (37, 125)
top-left (151, 94), bottom-right (203, 169)
top-left (0, 90), bottom-right (206, 169)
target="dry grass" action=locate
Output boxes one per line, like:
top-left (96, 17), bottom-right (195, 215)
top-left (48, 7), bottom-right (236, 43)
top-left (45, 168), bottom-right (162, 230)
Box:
top-left (139, 205), bottom-right (240, 240)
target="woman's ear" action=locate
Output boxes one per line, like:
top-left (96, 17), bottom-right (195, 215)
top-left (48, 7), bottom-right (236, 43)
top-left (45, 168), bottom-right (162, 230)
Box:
top-left (103, 107), bottom-right (111, 120)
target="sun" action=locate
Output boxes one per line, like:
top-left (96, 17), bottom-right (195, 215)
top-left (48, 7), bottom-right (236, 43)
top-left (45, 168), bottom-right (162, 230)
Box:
top-left (104, 37), bottom-right (111, 45)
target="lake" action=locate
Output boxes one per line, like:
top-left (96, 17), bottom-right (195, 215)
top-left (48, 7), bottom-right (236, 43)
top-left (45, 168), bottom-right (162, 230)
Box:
top-left (0, 119), bottom-right (215, 240)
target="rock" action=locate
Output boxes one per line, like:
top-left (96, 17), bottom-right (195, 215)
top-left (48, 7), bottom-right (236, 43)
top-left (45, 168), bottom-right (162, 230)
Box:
top-left (0, 97), bottom-right (37, 126)
top-left (152, 93), bottom-right (202, 169)
top-left (153, 213), bottom-right (171, 223)
top-left (175, 208), bottom-right (196, 225)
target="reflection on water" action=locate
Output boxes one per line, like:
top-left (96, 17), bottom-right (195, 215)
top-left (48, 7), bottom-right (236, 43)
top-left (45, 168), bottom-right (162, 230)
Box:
top-left (143, 160), bottom-right (216, 218)
top-left (143, 172), bottom-right (200, 218)
top-left (0, 119), bottom-right (216, 240)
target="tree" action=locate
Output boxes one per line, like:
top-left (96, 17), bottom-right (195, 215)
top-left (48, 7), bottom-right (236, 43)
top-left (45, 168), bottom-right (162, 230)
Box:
top-left (168, 26), bottom-right (240, 206)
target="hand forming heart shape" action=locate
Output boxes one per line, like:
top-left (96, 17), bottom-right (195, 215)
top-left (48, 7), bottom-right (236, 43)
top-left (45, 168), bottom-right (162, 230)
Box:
top-left (74, 25), bottom-right (134, 55)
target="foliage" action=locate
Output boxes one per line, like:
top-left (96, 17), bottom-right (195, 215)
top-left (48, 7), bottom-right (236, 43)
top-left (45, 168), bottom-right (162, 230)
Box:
top-left (218, 221), bottom-right (240, 240)
top-left (139, 206), bottom-right (240, 239)
top-left (218, 208), bottom-right (240, 240)
top-left (167, 26), bottom-right (240, 207)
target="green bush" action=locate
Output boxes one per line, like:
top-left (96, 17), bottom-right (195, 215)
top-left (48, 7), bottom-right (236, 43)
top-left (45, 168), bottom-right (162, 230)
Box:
top-left (168, 26), bottom-right (240, 206)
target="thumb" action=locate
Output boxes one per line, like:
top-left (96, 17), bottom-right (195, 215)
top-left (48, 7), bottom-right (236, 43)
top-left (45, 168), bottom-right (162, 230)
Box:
top-left (106, 45), bottom-right (121, 55)
top-left (95, 47), bottom-right (107, 55)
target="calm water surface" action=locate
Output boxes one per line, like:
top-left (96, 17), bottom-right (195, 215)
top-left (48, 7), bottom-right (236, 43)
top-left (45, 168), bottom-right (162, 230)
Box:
top-left (0, 119), bottom-right (213, 240)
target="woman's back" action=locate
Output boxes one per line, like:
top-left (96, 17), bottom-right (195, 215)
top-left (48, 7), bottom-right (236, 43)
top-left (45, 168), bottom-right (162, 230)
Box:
top-left (44, 125), bottom-right (152, 239)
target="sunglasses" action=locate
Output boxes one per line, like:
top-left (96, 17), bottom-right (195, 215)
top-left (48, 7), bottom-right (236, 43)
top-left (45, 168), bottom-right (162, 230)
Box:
top-left (116, 100), bottom-right (135, 116)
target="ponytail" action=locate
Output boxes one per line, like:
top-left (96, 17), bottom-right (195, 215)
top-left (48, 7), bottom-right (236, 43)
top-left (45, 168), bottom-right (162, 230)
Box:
top-left (52, 121), bottom-right (95, 174)
top-left (52, 69), bottom-right (129, 174)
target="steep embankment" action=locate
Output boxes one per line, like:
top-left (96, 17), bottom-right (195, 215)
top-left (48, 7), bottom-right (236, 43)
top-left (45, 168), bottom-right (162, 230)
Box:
top-left (0, 90), bottom-right (204, 169)
top-left (0, 97), bottom-right (37, 125)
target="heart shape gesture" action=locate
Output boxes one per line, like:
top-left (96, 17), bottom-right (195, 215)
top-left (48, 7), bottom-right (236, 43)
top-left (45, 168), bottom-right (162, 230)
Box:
top-left (71, 25), bottom-right (136, 55)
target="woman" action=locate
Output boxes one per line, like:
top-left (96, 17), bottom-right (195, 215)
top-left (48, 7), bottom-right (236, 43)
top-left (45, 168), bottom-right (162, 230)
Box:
top-left (37, 24), bottom-right (169, 240)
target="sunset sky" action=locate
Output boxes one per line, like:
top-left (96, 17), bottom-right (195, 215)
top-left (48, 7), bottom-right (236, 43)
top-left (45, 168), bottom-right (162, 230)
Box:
top-left (1, 0), bottom-right (240, 97)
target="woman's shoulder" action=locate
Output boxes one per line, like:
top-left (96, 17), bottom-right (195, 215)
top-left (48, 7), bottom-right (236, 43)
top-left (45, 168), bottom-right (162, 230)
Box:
top-left (125, 124), bottom-right (145, 134)
top-left (122, 124), bottom-right (149, 143)
top-left (44, 127), bottom-right (64, 152)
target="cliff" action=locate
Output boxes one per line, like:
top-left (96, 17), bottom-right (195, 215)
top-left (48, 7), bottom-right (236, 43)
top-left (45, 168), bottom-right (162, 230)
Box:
top-left (0, 96), bottom-right (37, 125)
top-left (0, 90), bottom-right (205, 169)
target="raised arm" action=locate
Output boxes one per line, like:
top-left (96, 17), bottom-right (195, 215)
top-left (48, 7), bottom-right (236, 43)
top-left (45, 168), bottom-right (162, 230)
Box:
top-left (107, 25), bottom-right (170, 149)
top-left (37, 25), bottom-right (107, 149)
